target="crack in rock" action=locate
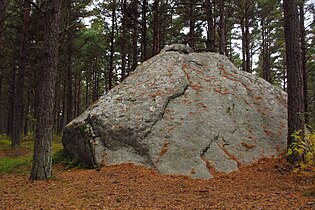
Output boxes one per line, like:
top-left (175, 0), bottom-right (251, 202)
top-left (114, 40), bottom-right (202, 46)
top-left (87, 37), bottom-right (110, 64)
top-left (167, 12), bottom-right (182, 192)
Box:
top-left (201, 134), bottom-right (219, 156)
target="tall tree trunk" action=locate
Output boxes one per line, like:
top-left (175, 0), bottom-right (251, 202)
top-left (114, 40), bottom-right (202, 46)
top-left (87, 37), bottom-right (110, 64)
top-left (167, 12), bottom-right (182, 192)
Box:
top-left (108, 0), bottom-right (116, 91)
top-left (261, 17), bottom-right (271, 83)
top-left (152, 0), bottom-right (160, 55)
top-left (240, 1), bottom-right (251, 73)
top-left (141, 0), bottom-right (147, 61)
top-left (0, 0), bottom-right (5, 134)
top-left (245, 11), bottom-right (251, 73)
top-left (12, 0), bottom-right (31, 148)
top-left (299, 1), bottom-right (307, 124)
top-left (131, 0), bottom-right (138, 71)
top-left (66, 34), bottom-right (73, 123)
top-left (85, 72), bottom-right (89, 108)
top-left (7, 68), bottom-right (15, 136)
top-left (283, 0), bottom-right (305, 164)
top-left (120, 0), bottom-right (127, 81)
top-left (0, 0), bottom-right (4, 38)
top-left (219, 0), bottom-right (225, 55)
top-left (241, 20), bottom-right (246, 71)
top-left (30, 0), bottom-right (61, 180)
top-left (187, 2), bottom-right (195, 49)
top-left (205, 0), bottom-right (215, 52)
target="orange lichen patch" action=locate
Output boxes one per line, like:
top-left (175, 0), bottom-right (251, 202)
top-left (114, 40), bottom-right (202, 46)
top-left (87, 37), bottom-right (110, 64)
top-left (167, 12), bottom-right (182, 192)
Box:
top-left (277, 121), bottom-right (286, 137)
top-left (100, 153), bottom-right (108, 166)
top-left (160, 141), bottom-right (170, 157)
top-left (166, 126), bottom-right (176, 133)
top-left (188, 112), bottom-right (198, 116)
top-left (218, 144), bottom-right (242, 167)
top-left (183, 99), bottom-right (194, 104)
top-left (247, 136), bottom-right (257, 140)
top-left (218, 63), bottom-right (253, 94)
top-left (181, 64), bottom-right (191, 81)
top-left (197, 102), bottom-right (208, 109)
top-left (148, 90), bottom-right (162, 98)
top-left (213, 87), bottom-right (251, 107)
top-left (200, 156), bottom-right (223, 178)
top-left (190, 168), bottom-right (196, 175)
top-left (264, 129), bottom-right (275, 137)
top-left (279, 121), bottom-right (286, 129)
top-left (166, 115), bottom-right (175, 121)
top-left (164, 108), bottom-right (173, 114)
top-left (257, 108), bottom-right (267, 115)
top-left (214, 87), bottom-right (230, 94)
top-left (190, 84), bottom-right (203, 91)
top-left (241, 142), bottom-right (256, 150)
top-left (204, 76), bottom-right (216, 83)
top-left (218, 63), bottom-right (236, 79)
top-left (255, 96), bottom-right (263, 101)
top-left (247, 128), bottom-right (253, 134)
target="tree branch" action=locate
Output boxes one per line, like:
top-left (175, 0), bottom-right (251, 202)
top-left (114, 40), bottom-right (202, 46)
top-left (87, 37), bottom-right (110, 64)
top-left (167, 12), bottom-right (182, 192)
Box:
top-left (24, 0), bottom-right (45, 15)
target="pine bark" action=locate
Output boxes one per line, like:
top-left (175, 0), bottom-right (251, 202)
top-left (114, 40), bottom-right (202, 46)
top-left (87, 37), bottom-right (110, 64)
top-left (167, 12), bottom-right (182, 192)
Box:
top-left (0, 0), bottom-right (5, 134)
top-left (141, 0), bottom-right (148, 61)
top-left (152, 0), bottom-right (160, 55)
top-left (30, 0), bottom-right (61, 180)
top-left (0, 0), bottom-right (4, 38)
top-left (11, 0), bottom-right (31, 148)
top-left (205, 0), bottom-right (215, 52)
top-left (219, 0), bottom-right (225, 55)
top-left (108, 0), bottom-right (116, 91)
top-left (283, 0), bottom-right (305, 163)
top-left (120, 0), bottom-right (127, 81)
top-left (299, 2), bottom-right (307, 124)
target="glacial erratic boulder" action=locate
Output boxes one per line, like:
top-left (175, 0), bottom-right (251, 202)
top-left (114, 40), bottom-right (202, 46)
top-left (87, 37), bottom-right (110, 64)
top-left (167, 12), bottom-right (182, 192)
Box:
top-left (62, 44), bottom-right (287, 179)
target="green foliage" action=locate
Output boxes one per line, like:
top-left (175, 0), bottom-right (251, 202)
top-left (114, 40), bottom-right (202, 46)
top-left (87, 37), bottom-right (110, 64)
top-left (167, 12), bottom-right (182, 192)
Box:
top-left (0, 135), bottom-right (65, 174)
top-left (0, 156), bottom-right (32, 174)
top-left (287, 129), bottom-right (315, 172)
top-left (52, 149), bottom-right (89, 169)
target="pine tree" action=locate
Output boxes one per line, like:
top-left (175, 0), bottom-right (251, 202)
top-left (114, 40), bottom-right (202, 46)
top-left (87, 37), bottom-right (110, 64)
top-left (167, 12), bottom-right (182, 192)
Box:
top-left (30, 0), bottom-right (61, 180)
top-left (283, 0), bottom-right (305, 163)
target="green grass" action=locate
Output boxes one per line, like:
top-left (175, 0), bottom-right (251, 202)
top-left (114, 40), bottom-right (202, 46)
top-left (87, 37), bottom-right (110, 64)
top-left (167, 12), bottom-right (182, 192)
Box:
top-left (0, 156), bottom-right (32, 174)
top-left (0, 134), bottom-right (65, 174)
top-left (52, 149), bottom-right (89, 169)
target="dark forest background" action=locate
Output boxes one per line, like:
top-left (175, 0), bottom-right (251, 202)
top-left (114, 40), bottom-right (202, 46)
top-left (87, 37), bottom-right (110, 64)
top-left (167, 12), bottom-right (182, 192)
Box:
top-left (0, 0), bottom-right (314, 141)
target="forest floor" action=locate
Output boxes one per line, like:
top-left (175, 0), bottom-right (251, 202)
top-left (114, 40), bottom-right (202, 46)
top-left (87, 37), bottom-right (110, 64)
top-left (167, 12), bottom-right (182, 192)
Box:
top-left (0, 139), bottom-right (315, 209)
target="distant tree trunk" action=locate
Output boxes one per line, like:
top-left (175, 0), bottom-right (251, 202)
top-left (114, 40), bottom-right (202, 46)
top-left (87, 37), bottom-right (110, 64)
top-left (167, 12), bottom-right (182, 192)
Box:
top-left (219, 0), bottom-right (225, 55)
top-left (6, 70), bottom-right (15, 136)
top-left (85, 73), bottom-right (89, 108)
top-left (0, 0), bottom-right (5, 134)
top-left (0, 0), bottom-right (4, 38)
top-left (30, 0), bottom-right (61, 180)
top-left (11, 1), bottom-right (31, 147)
top-left (74, 72), bottom-right (82, 117)
top-left (131, 0), bottom-right (139, 71)
top-left (66, 32), bottom-right (73, 124)
top-left (241, 19), bottom-right (246, 71)
top-left (185, 2), bottom-right (196, 49)
top-left (140, 0), bottom-right (148, 62)
top-left (261, 17), bottom-right (271, 83)
top-left (108, 0), bottom-right (116, 91)
top-left (283, 0), bottom-right (305, 164)
top-left (120, 0), bottom-right (127, 81)
top-left (244, 8), bottom-right (251, 73)
top-left (205, 0), bottom-right (215, 52)
top-left (152, 0), bottom-right (160, 55)
top-left (240, 1), bottom-right (252, 73)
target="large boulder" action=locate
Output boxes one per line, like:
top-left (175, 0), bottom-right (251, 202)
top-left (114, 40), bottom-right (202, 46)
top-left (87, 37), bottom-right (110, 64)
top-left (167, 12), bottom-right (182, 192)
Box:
top-left (62, 44), bottom-right (287, 179)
